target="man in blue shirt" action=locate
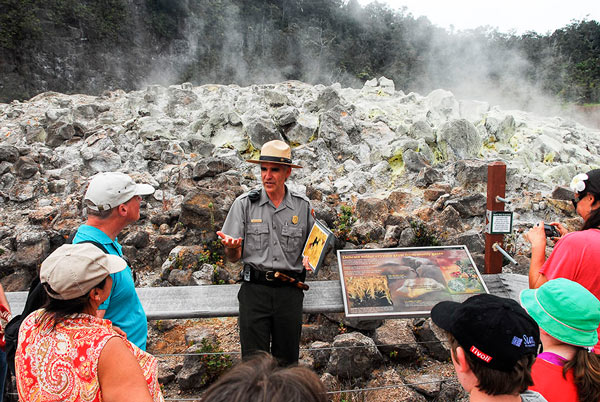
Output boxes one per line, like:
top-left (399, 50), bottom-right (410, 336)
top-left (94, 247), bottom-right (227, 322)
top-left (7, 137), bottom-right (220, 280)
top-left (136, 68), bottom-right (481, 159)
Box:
top-left (73, 172), bottom-right (154, 350)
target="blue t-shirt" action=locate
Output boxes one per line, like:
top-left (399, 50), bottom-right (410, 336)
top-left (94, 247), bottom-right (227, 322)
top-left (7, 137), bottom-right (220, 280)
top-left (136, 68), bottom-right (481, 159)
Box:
top-left (73, 225), bottom-right (148, 350)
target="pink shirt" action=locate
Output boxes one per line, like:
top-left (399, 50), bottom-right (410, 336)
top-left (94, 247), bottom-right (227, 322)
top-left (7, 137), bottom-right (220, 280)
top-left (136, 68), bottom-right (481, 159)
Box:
top-left (540, 229), bottom-right (600, 351)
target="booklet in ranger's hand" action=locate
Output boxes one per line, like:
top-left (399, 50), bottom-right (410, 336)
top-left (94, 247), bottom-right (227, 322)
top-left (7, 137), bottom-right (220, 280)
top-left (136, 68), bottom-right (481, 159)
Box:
top-left (302, 219), bottom-right (334, 275)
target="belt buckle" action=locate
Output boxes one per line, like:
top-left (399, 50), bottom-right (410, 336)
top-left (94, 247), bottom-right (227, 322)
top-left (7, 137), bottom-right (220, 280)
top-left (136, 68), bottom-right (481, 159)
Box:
top-left (265, 271), bottom-right (276, 281)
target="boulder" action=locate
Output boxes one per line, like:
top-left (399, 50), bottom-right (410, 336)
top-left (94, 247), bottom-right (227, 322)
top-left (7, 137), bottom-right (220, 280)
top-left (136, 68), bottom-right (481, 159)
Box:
top-left (444, 193), bottom-right (486, 218)
top-left (365, 369), bottom-right (427, 402)
top-left (286, 113), bottom-right (318, 145)
top-left (426, 89), bottom-right (460, 125)
top-left (179, 190), bottom-right (225, 230)
top-left (450, 230), bottom-right (485, 254)
top-left (484, 110), bottom-right (516, 143)
top-left (273, 105), bottom-right (298, 126)
top-left (382, 225), bottom-right (402, 247)
top-left (46, 122), bottom-right (75, 147)
top-left (355, 197), bottom-right (389, 225)
top-left (414, 318), bottom-right (451, 361)
top-left (175, 335), bottom-right (228, 390)
top-left (386, 191), bottom-right (412, 213)
top-left (349, 221), bottom-right (385, 243)
top-left (437, 119), bottom-right (482, 160)
top-left (192, 158), bottom-right (234, 180)
top-left (437, 205), bottom-right (463, 230)
top-left (86, 150), bottom-right (122, 173)
top-left (454, 159), bottom-right (488, 187)
top-left (404, 373), bottom-right (444, 398)
top-left (551, 185), bottom-right (574, 200)
top-left (192, 263), bottom-right (214, 285)
top-left (308, 341), bottom-right (331, 370)
top-left (423, 183), bottom-right (451, 202)
top-left (263, 89), bottom-right (289, 107)
top-left (14, 230), bottom-right (51, 267)
top-left (168, 269), bottom-right (194, 286)
top-left (373, 319), bottom-right (421, 360)
top-left (0, 145), bottom-right (19, 163)
top-left (243, 111), bottom-right (282, 148)
top-left (378, 76), bottom-right (395, 95)
top-left (326, 332), bottom-right (383, 379)
top-left (403, 149), bottom-right (430, 172)
top-left (315, 86), bottom-right (342, 111)
top-left (408, 120), bottom-right (435, 143)
top-left (415, 166), bottom-right (443, 187)
top-left (14, 157), bottom-right (39, 179)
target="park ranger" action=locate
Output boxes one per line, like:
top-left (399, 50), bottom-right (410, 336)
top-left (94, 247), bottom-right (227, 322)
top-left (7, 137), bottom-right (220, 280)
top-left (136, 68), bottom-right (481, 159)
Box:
top-left (217, 140), bottom-right (314, 366)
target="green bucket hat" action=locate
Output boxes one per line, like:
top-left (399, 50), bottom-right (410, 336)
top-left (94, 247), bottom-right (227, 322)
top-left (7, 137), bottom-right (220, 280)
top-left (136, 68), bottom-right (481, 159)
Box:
top-left (520, 278), bottom-right (600, 347)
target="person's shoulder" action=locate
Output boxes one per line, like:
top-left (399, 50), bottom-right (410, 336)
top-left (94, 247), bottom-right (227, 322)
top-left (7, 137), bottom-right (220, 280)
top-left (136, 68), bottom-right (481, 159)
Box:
top-left (520, 390), bottom-right (548, 402)
top-left (559, 229), bottom-right (600, 244)
top-left (289, 189), bottom-right (310, 203)
top-left (234, 190), bottom-right (257, 203)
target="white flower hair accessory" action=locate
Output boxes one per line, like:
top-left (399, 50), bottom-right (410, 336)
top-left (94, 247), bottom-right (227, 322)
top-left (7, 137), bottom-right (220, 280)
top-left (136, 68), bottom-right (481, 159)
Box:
top-left (570, 173), bottom-right (589, 193)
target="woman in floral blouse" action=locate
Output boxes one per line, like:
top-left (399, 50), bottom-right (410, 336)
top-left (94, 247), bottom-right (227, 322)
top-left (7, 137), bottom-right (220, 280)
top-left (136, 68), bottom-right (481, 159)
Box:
top-left (15, 243), bottom-right (163, 402)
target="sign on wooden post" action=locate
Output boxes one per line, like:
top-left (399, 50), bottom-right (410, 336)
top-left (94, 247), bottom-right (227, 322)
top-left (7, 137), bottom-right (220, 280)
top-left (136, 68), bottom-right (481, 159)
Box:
top-left (484, 162), bottom-right (507, 274)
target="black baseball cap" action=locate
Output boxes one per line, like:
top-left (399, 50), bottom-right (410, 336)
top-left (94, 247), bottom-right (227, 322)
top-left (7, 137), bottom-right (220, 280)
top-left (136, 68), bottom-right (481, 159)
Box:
top-left (431, 294), bottom-right (540, 372)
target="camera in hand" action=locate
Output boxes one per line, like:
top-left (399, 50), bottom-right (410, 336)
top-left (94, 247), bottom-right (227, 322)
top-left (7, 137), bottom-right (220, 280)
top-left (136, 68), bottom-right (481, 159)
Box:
top-left (544, 224), bottom-right (559, 238)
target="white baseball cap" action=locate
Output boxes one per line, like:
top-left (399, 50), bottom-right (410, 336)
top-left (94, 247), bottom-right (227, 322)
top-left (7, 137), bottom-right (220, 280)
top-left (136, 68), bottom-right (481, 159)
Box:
top-left (40, 243), bottom-right (127, 300)
top-left (84, 172), bottom-right (155, 212)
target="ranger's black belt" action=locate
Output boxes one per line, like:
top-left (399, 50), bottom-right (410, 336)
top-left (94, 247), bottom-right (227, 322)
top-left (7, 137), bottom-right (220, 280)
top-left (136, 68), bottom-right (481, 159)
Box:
top-left (242, 264), bottom-right (306, 286)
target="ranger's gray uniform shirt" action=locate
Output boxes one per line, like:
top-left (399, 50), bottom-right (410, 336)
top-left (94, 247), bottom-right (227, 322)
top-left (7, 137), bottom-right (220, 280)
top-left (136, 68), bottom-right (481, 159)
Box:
top-left (221, 186), bottom-right (314, 273)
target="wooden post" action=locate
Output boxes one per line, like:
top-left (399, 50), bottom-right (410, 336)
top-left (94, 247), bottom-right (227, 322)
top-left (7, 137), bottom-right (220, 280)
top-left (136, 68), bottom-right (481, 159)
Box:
top-left (484, 162), bottom-right (507, 274)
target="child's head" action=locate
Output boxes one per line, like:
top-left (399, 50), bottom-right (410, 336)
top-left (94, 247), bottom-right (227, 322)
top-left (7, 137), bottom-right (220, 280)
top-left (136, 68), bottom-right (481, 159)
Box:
top-left (520, 278), bottom-right (600, 348)
top-left (431, 294), bottom-right (540, 395)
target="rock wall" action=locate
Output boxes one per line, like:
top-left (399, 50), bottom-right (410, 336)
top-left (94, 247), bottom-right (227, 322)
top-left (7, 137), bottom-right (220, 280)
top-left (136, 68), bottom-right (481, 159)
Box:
top-left (0, 78), bottom-right (598, 290)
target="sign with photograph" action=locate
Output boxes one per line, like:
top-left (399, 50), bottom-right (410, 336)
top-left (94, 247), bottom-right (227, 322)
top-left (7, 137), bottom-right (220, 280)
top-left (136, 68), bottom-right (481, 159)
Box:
top-left (337, 246), bottom-right (488, 318)
top-left (302, 220), bottom-right (334, 275)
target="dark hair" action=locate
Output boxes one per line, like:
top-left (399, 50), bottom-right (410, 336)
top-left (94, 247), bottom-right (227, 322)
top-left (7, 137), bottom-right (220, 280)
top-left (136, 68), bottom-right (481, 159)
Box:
top-left (581, 190), bottom-right (600, 231)
top-left (563, 348), bottom-right (600, 402)
top-left (446, 332), bottom-right (535, 396)
top-left (39, 277), bottom-right (108, 328)
top-left (201, 353), bottom-right (327, 402)
top-left (85, 200), bottom-right (115, 219)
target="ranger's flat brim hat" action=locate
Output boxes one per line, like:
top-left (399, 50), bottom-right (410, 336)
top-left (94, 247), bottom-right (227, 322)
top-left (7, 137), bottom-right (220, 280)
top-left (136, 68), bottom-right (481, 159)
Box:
top-left (246, 140), bottom-right (302, 168)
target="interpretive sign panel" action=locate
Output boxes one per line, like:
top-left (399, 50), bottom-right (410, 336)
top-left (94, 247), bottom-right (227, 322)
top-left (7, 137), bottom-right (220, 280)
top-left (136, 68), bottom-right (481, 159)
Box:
top-left (337, 246), bottom-right (488, 318)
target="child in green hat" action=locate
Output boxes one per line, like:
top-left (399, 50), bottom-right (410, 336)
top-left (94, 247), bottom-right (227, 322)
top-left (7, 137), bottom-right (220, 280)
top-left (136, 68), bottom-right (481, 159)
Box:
top-left (521, 278), bottom-right (600, 402)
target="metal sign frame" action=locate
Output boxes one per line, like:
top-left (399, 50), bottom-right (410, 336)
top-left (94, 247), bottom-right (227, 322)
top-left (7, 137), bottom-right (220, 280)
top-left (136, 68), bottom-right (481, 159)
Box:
top-left (337, 245), bottom-right (489, 319)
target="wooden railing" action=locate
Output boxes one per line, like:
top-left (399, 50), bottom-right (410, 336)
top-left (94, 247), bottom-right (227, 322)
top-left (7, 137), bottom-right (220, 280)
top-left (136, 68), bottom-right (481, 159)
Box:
top-left (5, 274), bottom-right (528, 318)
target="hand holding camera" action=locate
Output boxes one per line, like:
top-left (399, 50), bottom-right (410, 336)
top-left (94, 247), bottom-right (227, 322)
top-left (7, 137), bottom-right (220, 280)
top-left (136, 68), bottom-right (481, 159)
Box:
top-left (544, 223), bottom-right (560, 238)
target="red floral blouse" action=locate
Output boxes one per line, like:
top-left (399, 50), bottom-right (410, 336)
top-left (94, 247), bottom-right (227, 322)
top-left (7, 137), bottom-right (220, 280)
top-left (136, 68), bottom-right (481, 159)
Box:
top-left (15, 309), bottom-right (164, 402)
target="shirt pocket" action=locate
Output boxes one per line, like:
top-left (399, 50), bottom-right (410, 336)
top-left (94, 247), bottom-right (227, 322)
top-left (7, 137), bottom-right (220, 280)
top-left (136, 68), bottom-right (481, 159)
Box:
top-left (246, 223), bottom-right (269, 250)
top-left (281, 225), bottom-right (303, 253)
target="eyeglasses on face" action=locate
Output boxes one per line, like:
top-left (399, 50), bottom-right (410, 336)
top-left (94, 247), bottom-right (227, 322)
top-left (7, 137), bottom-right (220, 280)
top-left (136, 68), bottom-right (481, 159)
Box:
top-left (572, 194), bottom-right (582, 209)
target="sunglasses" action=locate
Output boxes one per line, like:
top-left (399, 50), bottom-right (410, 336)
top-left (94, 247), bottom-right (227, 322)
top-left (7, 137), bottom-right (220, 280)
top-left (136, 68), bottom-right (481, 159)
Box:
top-left (572, 194), bottom-right (583, 209)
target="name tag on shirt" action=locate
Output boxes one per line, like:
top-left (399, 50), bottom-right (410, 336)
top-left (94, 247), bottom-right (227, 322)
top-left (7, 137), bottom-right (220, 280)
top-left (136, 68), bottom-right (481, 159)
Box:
top-left (251, 219), bottom-right (262, 223)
